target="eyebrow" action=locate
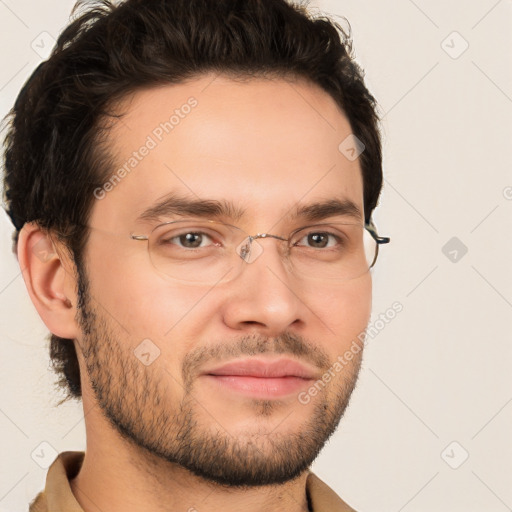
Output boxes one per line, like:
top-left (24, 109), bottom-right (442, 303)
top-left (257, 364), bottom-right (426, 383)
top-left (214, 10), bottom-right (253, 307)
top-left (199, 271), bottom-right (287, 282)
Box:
top-left (135, 192), bottom-right (363, 224)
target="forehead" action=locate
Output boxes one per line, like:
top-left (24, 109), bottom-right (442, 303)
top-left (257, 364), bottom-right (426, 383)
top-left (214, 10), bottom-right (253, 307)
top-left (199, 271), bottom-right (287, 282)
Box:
top-left (89, 74), bottom-right (364, 230)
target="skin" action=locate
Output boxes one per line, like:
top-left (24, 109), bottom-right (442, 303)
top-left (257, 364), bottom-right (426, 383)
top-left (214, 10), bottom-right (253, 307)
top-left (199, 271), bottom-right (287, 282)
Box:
top-left (18, 74), bottom-right (372, 512)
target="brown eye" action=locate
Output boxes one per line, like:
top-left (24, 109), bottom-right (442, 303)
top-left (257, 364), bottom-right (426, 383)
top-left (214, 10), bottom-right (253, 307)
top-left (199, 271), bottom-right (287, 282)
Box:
top-left (296, 231), bottom-right (341, 249)
top-left (159, 230), bottom-right (216, 249)
top-left (306, 233), bottom-right (329, 248)
top-left (176, 232), bottom-right (207, 248)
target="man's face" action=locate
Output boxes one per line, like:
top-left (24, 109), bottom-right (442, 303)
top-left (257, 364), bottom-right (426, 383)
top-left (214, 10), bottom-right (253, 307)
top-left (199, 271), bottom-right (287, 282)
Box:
top-left (75, 74), bottom-right (372, 486)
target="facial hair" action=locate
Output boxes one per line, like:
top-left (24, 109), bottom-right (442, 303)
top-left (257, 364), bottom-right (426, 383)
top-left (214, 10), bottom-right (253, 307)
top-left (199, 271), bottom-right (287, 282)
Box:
top-left (75, 268), bottom-right (364, 488)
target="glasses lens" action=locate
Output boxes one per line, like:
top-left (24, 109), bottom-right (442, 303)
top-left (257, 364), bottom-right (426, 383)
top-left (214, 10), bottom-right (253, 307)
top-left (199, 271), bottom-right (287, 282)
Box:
top-left (147, 220), bottom-right (377, 283)
top-left (287, 223), bottom-right (376, 281)
top-left (148, 220), bottom-right (241, 283)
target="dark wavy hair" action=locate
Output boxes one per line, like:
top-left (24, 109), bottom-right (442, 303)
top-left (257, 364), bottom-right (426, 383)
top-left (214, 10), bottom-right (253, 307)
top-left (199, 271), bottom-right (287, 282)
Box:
top-left (2, 0), bottom-right (383, 403)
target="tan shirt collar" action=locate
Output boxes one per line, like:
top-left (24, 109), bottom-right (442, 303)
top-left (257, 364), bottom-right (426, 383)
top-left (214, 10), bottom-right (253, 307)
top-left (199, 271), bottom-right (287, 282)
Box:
top-left (29, 451), bottom-right (356, 512)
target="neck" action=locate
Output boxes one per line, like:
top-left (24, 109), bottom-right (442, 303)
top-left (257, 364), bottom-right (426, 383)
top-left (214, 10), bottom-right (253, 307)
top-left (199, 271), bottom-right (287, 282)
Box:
top-left (69, 418), bottom-right (311, 512)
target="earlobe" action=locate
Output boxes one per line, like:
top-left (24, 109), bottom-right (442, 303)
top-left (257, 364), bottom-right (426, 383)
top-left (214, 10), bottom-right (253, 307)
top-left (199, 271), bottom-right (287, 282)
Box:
top-left (17, 223), bottom-right (80, 339)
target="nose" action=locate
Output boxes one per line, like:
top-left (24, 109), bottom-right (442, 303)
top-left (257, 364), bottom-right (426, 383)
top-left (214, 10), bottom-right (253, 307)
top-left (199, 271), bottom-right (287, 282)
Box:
top-left (221, 237), bottom-right (307, 336)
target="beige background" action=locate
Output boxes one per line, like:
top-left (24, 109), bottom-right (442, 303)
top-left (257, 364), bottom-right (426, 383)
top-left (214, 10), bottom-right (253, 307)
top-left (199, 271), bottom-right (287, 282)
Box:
top-left (1, 1), bottom-right (511, 510)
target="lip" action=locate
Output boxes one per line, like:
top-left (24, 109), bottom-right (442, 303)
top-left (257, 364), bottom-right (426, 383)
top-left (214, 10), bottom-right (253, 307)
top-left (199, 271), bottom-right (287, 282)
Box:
top-left (200, 358), bottom-right (319, 399)
top-left (203, 358), bottom-right (318, 379)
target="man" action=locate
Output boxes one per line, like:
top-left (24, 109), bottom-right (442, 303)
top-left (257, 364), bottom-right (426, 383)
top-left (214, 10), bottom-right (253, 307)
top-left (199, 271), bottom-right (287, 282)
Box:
top-left (2, 0), bottom-right (388, 510)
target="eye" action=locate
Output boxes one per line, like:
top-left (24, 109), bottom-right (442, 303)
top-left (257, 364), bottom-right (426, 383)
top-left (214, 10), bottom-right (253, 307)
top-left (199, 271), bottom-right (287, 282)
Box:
top-left (161, 231), bottom-right (218, 249)
top-left (296, 231), bottom-right (341, 249)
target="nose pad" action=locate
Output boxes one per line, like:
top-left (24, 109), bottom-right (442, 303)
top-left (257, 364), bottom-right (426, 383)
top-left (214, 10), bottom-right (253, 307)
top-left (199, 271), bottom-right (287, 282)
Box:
top-left (235, 236), bottom-right (265, 263)
top-left (235, 234), bottom-right (295, 277)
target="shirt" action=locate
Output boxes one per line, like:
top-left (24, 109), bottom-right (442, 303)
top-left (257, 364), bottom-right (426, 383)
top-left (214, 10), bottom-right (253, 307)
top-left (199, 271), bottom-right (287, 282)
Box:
top-left (29, 451), bottom-right (357, 512)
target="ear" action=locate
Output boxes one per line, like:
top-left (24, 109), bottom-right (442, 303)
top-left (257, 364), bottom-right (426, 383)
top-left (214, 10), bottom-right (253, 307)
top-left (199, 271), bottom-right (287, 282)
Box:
top-left (17, 222), bottom-right (80, 339)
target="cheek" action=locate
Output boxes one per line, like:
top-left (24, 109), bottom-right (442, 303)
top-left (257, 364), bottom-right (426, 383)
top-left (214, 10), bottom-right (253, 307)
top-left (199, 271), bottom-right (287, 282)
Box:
top-left (86, 243), bottom-right (213, 342)
top-left (309, 274), bottom-right (372, 348)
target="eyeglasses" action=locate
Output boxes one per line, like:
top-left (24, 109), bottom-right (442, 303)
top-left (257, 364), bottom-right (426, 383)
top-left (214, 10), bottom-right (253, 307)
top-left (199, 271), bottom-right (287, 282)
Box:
top-left (129, 218), bottom-right (390, 285)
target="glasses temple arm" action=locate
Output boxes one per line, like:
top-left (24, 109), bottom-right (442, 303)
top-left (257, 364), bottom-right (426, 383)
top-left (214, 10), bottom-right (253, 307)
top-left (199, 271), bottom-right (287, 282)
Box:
top-left (365, 221), bottom-right (390, 245)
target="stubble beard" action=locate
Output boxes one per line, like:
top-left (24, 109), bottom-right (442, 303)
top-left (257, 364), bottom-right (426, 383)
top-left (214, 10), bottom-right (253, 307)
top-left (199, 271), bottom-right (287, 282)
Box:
top-left (75, 271), bottom-right (363, 487)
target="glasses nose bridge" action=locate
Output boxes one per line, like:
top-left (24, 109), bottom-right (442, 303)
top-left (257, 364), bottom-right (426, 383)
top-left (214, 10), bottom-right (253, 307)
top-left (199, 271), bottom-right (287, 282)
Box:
top-left (237, 232), bottom-right (289, 265)
top-left (252, 232), bottom-right (288, 243)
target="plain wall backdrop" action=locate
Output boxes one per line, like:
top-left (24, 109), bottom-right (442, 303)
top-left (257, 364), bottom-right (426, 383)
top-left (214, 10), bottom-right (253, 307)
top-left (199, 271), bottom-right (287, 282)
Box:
top-left (1, 1), bottom-right (511, 511)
